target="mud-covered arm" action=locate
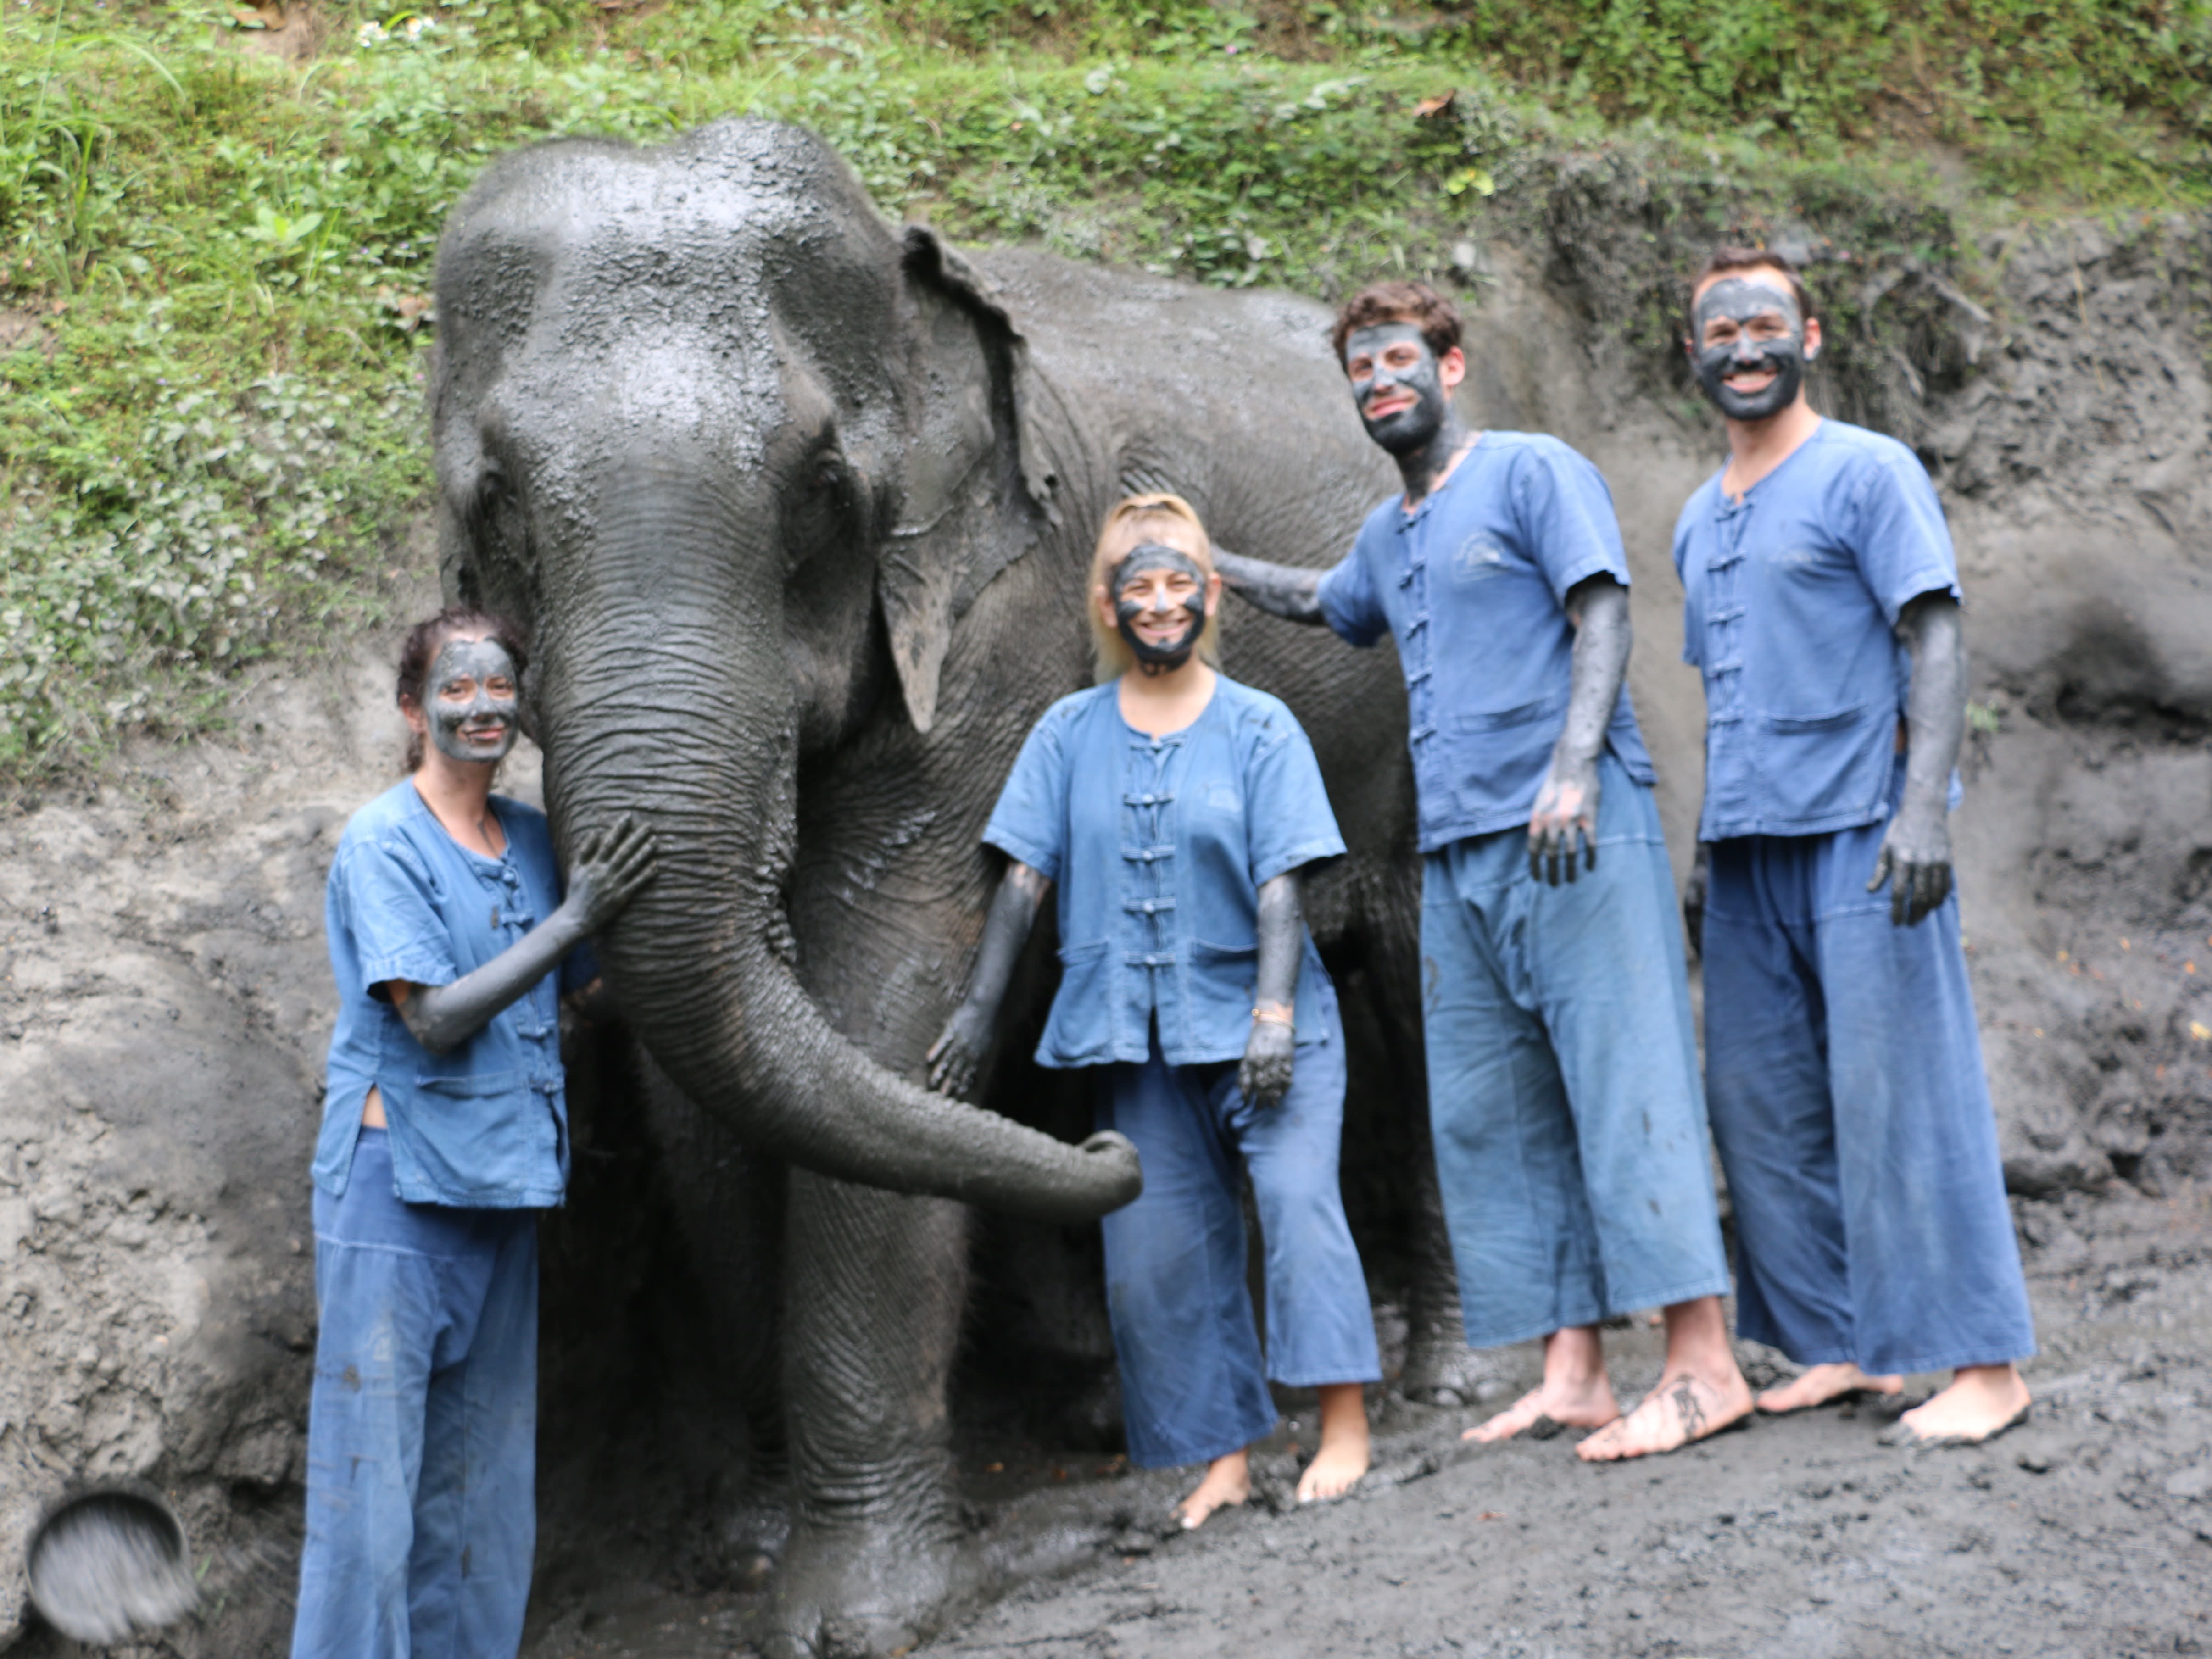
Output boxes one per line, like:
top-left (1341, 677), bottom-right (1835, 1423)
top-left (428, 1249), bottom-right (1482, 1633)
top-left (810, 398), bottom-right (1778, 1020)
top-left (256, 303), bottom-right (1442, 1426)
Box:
top-left (1868, 591), bottom-right (1965, 927)
top-left (1239, 870), bottom-right (1306, 1108)
top-left (1212, 546), bottom-right (1326, 625)
top-left (928, 860), bottom-right (1052, 1099)
top-left (391, 821), bottom-right (656, 1056)
top-left (1529, 575), bottom-right (1630, 886)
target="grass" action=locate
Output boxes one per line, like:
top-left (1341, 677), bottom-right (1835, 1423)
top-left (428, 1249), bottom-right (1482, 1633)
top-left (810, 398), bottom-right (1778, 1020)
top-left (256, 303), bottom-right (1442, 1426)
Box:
top-left (0, 0), bottom-right (2206, 780)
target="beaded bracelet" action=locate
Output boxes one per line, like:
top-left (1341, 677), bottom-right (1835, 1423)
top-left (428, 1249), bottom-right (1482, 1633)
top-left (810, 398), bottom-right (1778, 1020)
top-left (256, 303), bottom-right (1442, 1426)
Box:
top-left (1251, 1005), bottom-right (1294, 1028)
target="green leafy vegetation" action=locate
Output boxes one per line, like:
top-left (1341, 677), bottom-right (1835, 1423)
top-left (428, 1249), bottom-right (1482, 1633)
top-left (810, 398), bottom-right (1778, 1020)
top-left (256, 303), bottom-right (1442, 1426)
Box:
top-left (1, 0), bottom-right (2205, 779)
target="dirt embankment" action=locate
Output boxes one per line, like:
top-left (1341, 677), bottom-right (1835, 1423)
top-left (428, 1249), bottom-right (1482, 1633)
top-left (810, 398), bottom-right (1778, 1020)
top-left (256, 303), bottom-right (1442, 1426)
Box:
top-left (1, 209), bottom-right (2209, 1658)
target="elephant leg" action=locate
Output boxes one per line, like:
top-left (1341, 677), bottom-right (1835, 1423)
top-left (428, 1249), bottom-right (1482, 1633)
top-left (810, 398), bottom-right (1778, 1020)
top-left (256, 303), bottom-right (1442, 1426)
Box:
top-left (636, 1045), bottom-right (791, 1584)
top-left (1348, 888), bottom-right (1506, 1408)
top-left (769, 1171), bottom-right (975, 1659)
top-left (1399, 1121), bottom-right (1508, 1405)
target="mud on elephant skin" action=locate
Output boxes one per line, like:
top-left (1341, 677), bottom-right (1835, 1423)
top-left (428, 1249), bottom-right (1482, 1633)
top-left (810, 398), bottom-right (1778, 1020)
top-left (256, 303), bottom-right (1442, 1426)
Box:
top-left (430, 117), bottom-right (1471, 1654)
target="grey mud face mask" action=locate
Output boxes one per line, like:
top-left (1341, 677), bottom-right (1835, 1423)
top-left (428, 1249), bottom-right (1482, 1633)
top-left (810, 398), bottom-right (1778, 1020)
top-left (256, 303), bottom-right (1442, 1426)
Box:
top-left (1111, 543), bottom-right (1208, 673)
top-left (1345, 322), bottom-right (1451, 458)
top-left (1692, 276), bottom-right (1810, 422)
top-left (426, 637), bottom-right (520, 765)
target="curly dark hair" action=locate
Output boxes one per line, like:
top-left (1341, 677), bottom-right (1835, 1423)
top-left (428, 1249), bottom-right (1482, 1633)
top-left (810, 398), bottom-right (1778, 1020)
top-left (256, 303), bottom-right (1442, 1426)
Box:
top-left (1329, 279), bottom-right (1464, 366)
top-left (395, 606), bottom-right (530, 773)
top-left (1686, 247), bottom-right (1817, 339)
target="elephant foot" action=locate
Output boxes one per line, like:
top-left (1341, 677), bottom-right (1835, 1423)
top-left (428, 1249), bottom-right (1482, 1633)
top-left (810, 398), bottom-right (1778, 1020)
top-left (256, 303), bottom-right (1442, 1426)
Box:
top-left (1401, 1324), bottom-right (1510, 1408)
top-left (761, 1518), bottom-right (981, 1659)
top-left (714, 1483), bottom-right (792, 1592)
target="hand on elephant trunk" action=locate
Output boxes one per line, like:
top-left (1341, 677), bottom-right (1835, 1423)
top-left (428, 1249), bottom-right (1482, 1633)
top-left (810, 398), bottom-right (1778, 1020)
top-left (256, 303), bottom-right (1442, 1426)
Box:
top-left (564, 818), bottom-right (660, 934)
top-left (388, 816), bottom-right (657, 1056)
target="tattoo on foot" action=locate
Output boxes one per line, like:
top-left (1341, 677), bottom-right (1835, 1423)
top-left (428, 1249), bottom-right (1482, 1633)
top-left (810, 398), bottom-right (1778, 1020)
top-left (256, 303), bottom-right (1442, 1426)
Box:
top-left (1668, 1379), bottom-right (1707, 1441)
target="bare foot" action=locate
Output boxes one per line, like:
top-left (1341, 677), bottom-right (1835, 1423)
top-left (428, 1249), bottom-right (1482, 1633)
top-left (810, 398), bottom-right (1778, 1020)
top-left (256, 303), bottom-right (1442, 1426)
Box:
top-left (1464, 1381), bottom-right (1621, 1443)
top-left (1885, 1364), bottom-right (2031, 1447)
top-left (1296, 1383), bottom-right (1370, 1504)
top-left (1757, 1362), bottom-right (1904, 1415)
top-left (1174, 1449), bottom-right (1250, 1530)
top-left (1462, 1328), bottom-right (1620, 1443)
top-left (1577, 1369), bottom-right (1755, 1463)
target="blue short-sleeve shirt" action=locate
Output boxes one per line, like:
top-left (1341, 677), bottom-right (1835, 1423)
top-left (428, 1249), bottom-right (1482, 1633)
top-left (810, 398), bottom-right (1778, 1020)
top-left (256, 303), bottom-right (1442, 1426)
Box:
top-left (983, 675), bottom-right (1346, 1069)
top-left (1314, 432), bottom-right (1655, 851)
top-left (314, 780), bottom-right (598, 1208)
top-left (1672, 419), bottom-right (1963, 842)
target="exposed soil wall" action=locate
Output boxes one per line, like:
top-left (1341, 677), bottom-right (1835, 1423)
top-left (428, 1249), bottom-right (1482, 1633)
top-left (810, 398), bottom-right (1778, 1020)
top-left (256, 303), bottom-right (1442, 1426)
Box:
top-left (2, 202), bottom-right (2207, 1655)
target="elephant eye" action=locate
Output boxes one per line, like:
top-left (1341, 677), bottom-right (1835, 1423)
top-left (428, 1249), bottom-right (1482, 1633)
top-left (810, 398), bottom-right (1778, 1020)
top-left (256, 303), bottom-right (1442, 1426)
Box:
top-left (464, 456), bottom-right (538, 594)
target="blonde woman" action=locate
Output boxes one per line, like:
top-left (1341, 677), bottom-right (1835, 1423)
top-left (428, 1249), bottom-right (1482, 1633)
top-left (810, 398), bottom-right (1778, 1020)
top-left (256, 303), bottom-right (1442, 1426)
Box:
top-left (929, 495), bottom-right (1379, 1526)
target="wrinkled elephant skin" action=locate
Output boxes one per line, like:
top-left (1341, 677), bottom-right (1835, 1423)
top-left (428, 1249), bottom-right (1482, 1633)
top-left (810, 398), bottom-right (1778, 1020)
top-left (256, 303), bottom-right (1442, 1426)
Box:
top-left (431, 118), bottom-right (1448, 1654)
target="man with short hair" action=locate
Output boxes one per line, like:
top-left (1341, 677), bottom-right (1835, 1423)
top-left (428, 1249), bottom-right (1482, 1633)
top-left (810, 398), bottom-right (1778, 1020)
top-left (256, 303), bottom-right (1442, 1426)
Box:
top-left (1218, 280), bottom-right (1750, 1461)
top-left (1674, 248), bottom-right (2034, 1445)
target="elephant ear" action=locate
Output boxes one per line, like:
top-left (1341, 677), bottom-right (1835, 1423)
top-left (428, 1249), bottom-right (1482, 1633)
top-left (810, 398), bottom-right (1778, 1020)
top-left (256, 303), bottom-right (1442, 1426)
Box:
top-left (880, 225), bottom-right (1060, 734)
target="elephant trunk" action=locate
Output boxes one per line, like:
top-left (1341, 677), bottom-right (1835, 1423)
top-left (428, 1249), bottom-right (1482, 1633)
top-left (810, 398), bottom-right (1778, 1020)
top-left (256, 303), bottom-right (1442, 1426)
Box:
top-left (535, 473), bottom-right (1138, 1224)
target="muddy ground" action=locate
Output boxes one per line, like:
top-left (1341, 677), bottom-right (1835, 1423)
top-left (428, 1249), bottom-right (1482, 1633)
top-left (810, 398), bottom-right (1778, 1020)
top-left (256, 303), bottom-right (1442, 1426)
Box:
top-left (506, 1189), bottom-right (2212, 1659)
top-left (4, 209), bottom-right (2212, 1656)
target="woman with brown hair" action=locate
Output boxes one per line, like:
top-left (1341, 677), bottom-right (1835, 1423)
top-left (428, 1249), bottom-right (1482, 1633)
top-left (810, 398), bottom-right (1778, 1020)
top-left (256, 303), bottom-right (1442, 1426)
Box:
top-left (293, 608), bottom-right (653, 1659)
top-left (929, 496), bottom-right (1379, 1527)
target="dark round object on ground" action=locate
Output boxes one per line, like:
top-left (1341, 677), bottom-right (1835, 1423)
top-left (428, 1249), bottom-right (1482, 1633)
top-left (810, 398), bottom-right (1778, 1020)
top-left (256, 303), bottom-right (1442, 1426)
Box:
top-left (25, 1486), bottom-right (197, 1645)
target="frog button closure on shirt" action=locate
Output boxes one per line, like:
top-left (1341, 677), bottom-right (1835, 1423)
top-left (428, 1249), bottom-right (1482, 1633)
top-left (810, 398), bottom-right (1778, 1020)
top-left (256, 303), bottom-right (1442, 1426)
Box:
top-left (1396, 520), bottom-right (1438, 763)
top-left (1699, 496), bottom-right (1753, 826)
top-left (1121, 736), bottom-right (1186, 993)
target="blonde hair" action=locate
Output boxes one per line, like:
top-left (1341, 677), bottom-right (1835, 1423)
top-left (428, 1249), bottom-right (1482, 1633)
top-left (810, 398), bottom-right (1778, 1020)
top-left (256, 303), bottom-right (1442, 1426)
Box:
top-left (1087, 493), bottom-right (1221, 683)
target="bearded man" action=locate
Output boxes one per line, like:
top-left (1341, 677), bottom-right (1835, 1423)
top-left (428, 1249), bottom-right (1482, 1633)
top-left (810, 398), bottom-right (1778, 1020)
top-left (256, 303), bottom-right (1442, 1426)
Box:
top-left (1674, 247), bottom-right (2034, 1446)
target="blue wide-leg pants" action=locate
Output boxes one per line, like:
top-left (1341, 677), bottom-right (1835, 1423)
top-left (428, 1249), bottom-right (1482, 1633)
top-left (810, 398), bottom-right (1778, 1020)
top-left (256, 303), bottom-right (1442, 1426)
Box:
top-left (1702, 818), bottom-right (2036, 1376)
top-left (291, 1130), bottom-right (540, 1659)
top-left (1096, 1013), bottom-right (1381, 1470)
top-left (1421, 756), bottom-right (1732, 1349)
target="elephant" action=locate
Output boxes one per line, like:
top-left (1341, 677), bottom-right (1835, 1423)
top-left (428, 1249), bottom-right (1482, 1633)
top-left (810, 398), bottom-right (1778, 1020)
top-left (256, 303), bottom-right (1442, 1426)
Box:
top-left (430, 116), bottom-right (1482, 1655)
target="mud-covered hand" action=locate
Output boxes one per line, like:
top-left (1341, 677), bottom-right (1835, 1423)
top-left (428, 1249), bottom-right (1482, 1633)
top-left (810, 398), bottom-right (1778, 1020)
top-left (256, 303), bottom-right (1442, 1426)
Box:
top-left (1211, 545), bottom-right (1326, 625)
top-left (392, 817), bottom-right (655, 1057)
top-left (1868, 802), bottom-right (1953, 927)
top-left (1241, 870), bottom-right (1308, 1108)
top-left (1682, 843), bottom-right (1711, 958)
top-left (1527, 755), bottom-right (1600, 885)
top-left (1870, 591), bottom-right (1967, 929)
top-left (1240, 1014), bottom-right (1296, 1108)
top-left (564, 818), bottom-right (658, 935)
top-left (926, 859), bottom-right (1051, 1099)
top-left (1530, 574), bottom-right (1629, 888)
top-left (927, 1001), bottom-right (996, 1100)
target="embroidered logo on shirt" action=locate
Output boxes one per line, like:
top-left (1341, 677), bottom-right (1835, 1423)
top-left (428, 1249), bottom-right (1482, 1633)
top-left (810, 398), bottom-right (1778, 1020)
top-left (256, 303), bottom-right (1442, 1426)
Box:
top-left (1453, 535), bottom-right (1509, 579)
